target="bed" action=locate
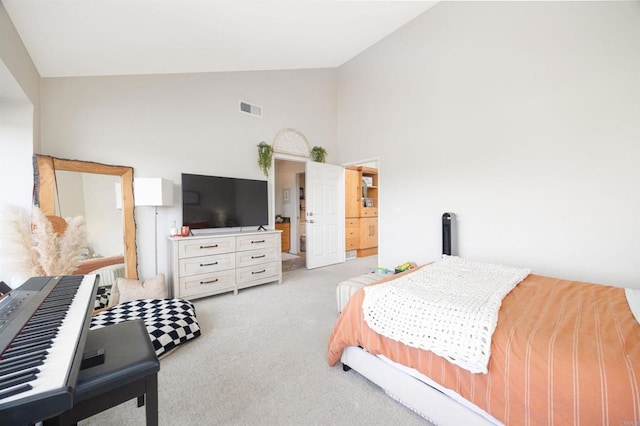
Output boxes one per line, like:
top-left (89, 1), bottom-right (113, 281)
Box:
top-left (327, 258), bottom-right (640, 425)
top-left (74, 255), bottom-right (126, 287)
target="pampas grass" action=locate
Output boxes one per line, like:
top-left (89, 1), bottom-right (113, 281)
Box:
top-left (30, 207), bottom-right (58, 276)
top-left (1, 206), bottom-right (40, 283)
top-left (55, 215), bottom-right (86, 275)
top-left (0, 205), bottom-right (87, 286)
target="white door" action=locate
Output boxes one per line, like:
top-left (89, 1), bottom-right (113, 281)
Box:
top-left (305, 162), bottom-right (345, 269)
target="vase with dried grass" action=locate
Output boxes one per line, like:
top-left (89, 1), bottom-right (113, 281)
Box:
top-left (0, 205), bottom-right (87, 286)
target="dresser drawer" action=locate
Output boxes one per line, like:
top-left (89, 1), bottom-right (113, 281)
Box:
top-left (169, 230), bottom-right (282, 300)
top-left (346, 237), bottom-right (359, 250)
top-left (345, 218), bottom-right (359, 228)
top-left (236, 247), bottom-right (279, 268)
top-left (179, 270), bottom-right (236, 298)
top-left (346, 218), bottom-right (359, 250)
top-left (236, 262), bottom-right (280, 286)
top-left (360, 207), bottom-right (378, 217)
top-left (345, 227), bottom-right (358, 238)
top-left (179, 236), bottom-right (235, 259)
top-left (179, 252), bottom-right (235, 276)
top-left (236, 233), bottom-right (279, 252)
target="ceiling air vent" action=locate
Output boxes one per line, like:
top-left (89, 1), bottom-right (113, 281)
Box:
top-left (239, 100), bottom-right (262, 118)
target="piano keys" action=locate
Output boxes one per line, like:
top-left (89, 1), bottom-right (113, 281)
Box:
top-left (0, 275), bottom-right (98, 425)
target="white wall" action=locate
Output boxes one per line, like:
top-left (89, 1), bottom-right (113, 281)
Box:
top-left (81, 174), bottom-right (123, 258)
top-left (0, 100), bottom-right (32, 210)
top-left (0, 3), bottom-right (40, 286)
top-left (0, 99), bottom-right (34, 285)
top-left (55, 171), bottom-right (124, 259)
top-left (0, 3), bottom-right (40, 151)
top-left (41, 69), bottom-right (337, 279)
top-left (337, 2), bottom-right (640, 287)
top-left (55, 170), bottom-right (86, 217)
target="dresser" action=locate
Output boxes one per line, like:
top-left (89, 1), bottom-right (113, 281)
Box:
top-left (167, 230), bottom-right (282, 300)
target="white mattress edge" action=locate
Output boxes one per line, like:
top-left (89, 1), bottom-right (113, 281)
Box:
top-left (625, 288), bottom-right (640, 324)
top-left (376, 354), bottom-right (502, 425)
top-left (341, 346), bottom-right (501, 425)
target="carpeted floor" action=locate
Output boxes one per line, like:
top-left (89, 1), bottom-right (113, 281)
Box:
top-left (79, 256), bottom-right (428, 425)
top-left (281, 252), bottom-right (305, 272)
top-left (280, 252), bottom-right (299, 261)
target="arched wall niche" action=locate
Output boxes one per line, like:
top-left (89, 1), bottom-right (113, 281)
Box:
top-left (272, 128), bottom-right (310, 158)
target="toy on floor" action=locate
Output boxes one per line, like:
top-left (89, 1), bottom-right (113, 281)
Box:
top-left (375, 267), bottom-right (393, 275)
top-left (394, 261), bottom-right (417, 274)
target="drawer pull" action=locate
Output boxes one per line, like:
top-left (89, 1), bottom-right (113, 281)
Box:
top-left (251, 254), bottom-right (266, 259)
top-left (251, 240), bottom-right (266, 244)
top-left (200, 261), bottom-right (218, 267)
top-left (200, 244), bottom-right (218, 249)
top-left (251, 269), bottom-right (266, 275)
top-left (200, 278), bottom-right (219, 285)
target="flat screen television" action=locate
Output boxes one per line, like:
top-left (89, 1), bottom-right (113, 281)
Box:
top-left (181, 173), bottom-right (268, 231)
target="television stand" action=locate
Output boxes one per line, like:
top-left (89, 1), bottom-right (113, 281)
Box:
top-left (167, 230), bottom-right (283, 300)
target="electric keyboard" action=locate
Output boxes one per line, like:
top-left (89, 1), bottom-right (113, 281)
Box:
top-left (0, 275), bottom-right (98, 424)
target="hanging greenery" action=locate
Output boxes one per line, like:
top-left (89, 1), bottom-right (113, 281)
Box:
top-left (310, 146), bottom-right (327, 163)
top-left (257, 141), bottom-right (274, 177)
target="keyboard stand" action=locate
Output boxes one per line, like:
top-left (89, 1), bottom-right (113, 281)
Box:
top-left (44, 320), bottom-right (160, 426)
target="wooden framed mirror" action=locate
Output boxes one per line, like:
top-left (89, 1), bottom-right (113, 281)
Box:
top-left (33, 155), bottom-right (138, 279)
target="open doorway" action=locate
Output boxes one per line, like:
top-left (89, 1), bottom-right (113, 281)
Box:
top-left (269, 129), bottom-right (345, 270)
top-left (296, 171), bottom-right (305, 254)
top-left (273, 157), bottom-right (345, 270)
top-left (274, 159), bottom-right (305, 256)
top-left (274, 158), bottom-right (308, 272)
top-left (344, 158), bottom-right (379, 262)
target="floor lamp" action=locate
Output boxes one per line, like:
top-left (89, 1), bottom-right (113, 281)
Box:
top-left (135, 178), bottom-right (174, 275)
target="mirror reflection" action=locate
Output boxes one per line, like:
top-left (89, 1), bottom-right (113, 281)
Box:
top-left (34, 155), bottom-right (138, 280)
top-left (55, 171), bottom-right (124, 261)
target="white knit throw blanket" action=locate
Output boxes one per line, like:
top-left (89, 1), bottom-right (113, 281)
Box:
top-left (362, 256), bottom-right (531, 374)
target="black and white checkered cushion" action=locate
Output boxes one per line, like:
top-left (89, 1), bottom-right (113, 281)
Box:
top-left (90, 298), bottom-right (201, 357)
top-left (94, 286), bottom-right (111, 310)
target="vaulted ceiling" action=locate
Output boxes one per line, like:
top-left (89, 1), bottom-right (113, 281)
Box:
top-left (4, 1), bottom-right (436, 78)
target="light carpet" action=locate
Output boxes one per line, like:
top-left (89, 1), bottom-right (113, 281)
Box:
top-left (281, 252), bottom-right (299, 261)
top-left (80, 257), bottom-right (427, 425)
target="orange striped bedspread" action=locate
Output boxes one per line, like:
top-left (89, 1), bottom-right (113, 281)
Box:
top-left (327, 272), bottom-right (640, 425)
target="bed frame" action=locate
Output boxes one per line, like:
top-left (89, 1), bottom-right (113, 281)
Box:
top-left (340, 213), bottom-right (501, 425)
top-left (341, 347), bottom-right (499, 425)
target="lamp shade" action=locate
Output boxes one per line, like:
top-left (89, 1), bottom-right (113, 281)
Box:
top-left (134, 178), bottom-right (174, 207)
